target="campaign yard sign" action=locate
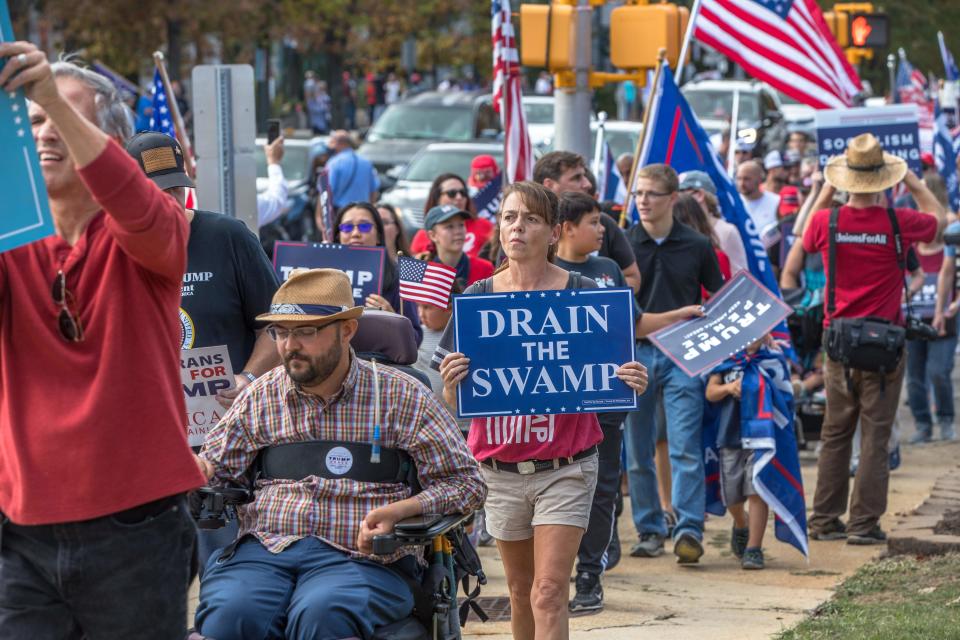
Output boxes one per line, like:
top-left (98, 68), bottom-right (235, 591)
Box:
top-left (182, 345), bottom-right (234, 448)
top-left (0, 3), bottom-right (55, 253)
top-left (649, 272), bottom-right (793, 378)
top-left (815, 104), bottom-right (922, 175)
top-left (453, 288), bottom-right (638, 418)
top-left (273, 242), bottom-right (385, 305)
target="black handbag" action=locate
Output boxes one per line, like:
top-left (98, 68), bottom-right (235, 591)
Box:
top-left (824, 206), bottom-right (908, 375)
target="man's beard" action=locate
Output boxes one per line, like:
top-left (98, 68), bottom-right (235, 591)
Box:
top-left (283, 329), bottom-right (343, 386)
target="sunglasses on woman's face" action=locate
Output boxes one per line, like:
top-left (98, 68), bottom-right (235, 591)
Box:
top-left (339, 222), bottom-right (375, 234)
top-left (441, 188), bottom-right (468, 199)
top-left (52, 270), bottom-right (84, 342)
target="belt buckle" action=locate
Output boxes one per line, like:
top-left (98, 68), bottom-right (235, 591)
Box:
top-left (516, 460), bottom-right (537, 475)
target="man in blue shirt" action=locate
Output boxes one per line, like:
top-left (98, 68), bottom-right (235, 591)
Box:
top-left (323, 130), bottom-right (379, 210)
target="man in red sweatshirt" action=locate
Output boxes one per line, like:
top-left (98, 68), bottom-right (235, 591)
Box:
top-left (0, 42), bottom-right (206, 638)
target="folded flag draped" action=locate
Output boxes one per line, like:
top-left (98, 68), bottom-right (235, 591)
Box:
top-left (703, 347), bottom-right (808, 558)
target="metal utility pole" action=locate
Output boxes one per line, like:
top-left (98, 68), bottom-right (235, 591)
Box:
top-left (554, 0), bottom-right (593, 158)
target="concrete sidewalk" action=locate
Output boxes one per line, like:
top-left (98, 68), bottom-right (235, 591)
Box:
top-left (463, 437), bottom-right (960, 639)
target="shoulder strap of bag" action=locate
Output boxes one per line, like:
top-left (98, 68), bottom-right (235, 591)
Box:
top-left (571, 271), bottom-right (582, 290)
top-left (828, 206), bottom-right (839, 315)
top-left (885, 206), bottom-right (914, 319)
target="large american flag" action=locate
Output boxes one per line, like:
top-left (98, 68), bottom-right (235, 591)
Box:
top-left (692, 0), bottom-right (862, 109)
top-left (148, 68), bottom-right (176, 138)
top-left (398, 256), bottom-right (458, 309)
top-left (492, 0), bottom-right (534, 183)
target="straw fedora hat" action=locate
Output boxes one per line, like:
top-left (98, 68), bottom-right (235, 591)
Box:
top-left (256, 268), bottom-right (363, 324)
top-left (824, 133), bottom-right (908, 194)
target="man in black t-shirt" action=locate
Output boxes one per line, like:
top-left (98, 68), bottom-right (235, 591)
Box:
top-left (126, 133), bottom-right (281, 566)
top-left (624, 164), bottom-right (724, 566)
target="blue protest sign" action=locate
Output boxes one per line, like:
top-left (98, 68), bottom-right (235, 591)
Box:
top-left (815, 105), bottom-right (922, 175)
top-left (453, 287), bottom-right (638, 418)
top-left (273, 242), bottom-right (385, 305)
top-left (649, 272), bottom-right (793, 378)
top-left (0, 4), bottom-right (55, 254)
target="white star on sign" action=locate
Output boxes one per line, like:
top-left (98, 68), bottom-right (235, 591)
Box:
top-left (576, 406), bottom-right (582, 411)
top-left (545, 407), bottom-right (551, 412)
top-left (560, 407), bottom-right (566, 412)
top-left (13, 116), bottom-right (21, 124)
top-left (514, 409), bottom-right (520, 414)
top-left (540, 292), bottom-right (546, 298)
top-left (530, 408), bottom-right (536, 413)
top-left (11, 103), bottom-right (19, 112)
top-left (7, 92), bottom-right (15, 99)
top-left (17, 129), bottom-right (24, 137)
top-left (509, 294), bottom-right (515, 299)
top-left (525, 293), bottom-right (531, 298)
top-left (555, 291), bottom-right (561, 297)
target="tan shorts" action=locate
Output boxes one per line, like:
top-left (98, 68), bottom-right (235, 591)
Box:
top-left (481, 453), bottom-right (599, 541)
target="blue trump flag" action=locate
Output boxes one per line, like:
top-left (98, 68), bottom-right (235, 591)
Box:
top-left (0, 2), bottom-right (55, 253)
top-left (940, 31), bottom-right (959, 82)
top-left (705, 348), bottom-right (808, 558)
top-left (473, 173), bottom-right (503, 224)
top-left (635, 63), bottom-right (792, 349)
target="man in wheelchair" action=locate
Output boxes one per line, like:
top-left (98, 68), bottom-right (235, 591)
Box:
top-left (192, 268), bottom-right (486, 640)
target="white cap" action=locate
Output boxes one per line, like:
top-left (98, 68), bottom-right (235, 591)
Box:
top-left (763, 150), bottom-right (783, 170)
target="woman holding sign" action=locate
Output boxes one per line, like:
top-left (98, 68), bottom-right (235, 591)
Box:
top-left (334, 202), bottom-right (423, 345)
top-left (434, 182), bottom-right (648, 640)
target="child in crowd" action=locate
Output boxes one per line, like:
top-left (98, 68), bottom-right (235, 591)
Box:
top-left (705, 336), bottom-right (771, 570)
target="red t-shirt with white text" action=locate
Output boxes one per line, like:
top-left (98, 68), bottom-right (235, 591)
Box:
top-left (802, 205), bottom-right (937, 326)
top-left (468, 412), bottom-right (602, 463)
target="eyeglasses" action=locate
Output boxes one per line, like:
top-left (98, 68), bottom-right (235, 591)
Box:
top-left (266, 324), bottom-right (337, 342)
top-left (339, 222), bottom-right (375, 234)
top-left (441, 188), bottom-right (469, 199)
top-left (52, 270), bottom-right (84, 342)
top-left (630, 190), bottom-right (672, 200)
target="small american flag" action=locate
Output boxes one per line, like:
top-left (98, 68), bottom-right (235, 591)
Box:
top-left (492, 0), bottom-right (534, 184)
top-left (398, 256), bottom-right (458, 309)
top-left (691, 0), bottom-right (862, 109)
top-left (148, 68), bottom-right (175, 138)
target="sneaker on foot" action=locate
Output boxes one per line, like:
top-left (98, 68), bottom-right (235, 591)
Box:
top-left (741, 547), bottom-right (765, 570)
top-left (673, 532), bottom-right (704, 564)
top-left (909, 430), bottom-right (933, 445)
top-left (664, 511), bottom-right (678, 538)
top-left (940, 428), bottom-right (957, 442)
top-left (730, 526), bottom-right (749, 559)
top-left (630, 532), bottom-right (665, 558)
top-left (847, 525), bottom-right (887, 545)
top-left (605, 527), bottom-right (621, 571)
top-left (811, 519), bottom-right (847, 541)
top-left (889, 446), bottom-right (901, 471)
top-left (569, 572), bottom-right (603, 614)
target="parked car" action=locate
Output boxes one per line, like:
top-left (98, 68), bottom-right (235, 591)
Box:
top-left (535, 120), bottom-right (642, 162)
top-left (681, 79), bottom-right (787, 155)
top-left (358, 91), bottom-right (501, 187)
top-left (522, 95), bottom-right (597, 150)
top-left (777, 92), bottom-right (816, 138)
top-left (379, 142), bottom-right (505, 233)
top-left (254, 135), bottom-right (328, 220)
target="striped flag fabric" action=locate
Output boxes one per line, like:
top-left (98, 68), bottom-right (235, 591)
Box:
top-left (691, 0), bottom-right (862, 109)
top-left (492, 0), bottom-right (534, 183)
top-left (398, 256), bottom-right (458, 309)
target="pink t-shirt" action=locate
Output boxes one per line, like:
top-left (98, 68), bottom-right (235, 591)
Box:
top-left (467, 412), bottom-right (602, 463)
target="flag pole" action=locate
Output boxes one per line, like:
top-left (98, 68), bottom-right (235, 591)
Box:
top-left (726, 88), bottom-right (741, 178)
top-left (152, 51), bottom-right (195, 179)
top-left (675, 0), bottom-right (703, 83)
top-left (592, 110), bottom-right (606, 185)
top-left (621, 49), bottom-right (667, 227)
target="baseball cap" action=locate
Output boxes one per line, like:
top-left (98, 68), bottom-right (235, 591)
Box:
top-left (735, 139), bottom-right (755, 153)
top-left (125, 132), bottom-right (195, 190)
top-left (778, 186), bottom-right (800, 217)
top-left (423, 204), bottom-right (470, 230)
top-left (763, 150), bottom-right (783, 170)
top-left (921, 151), bottom-right (935, 168)
top-left (678, 170), bottom-right (717, 195)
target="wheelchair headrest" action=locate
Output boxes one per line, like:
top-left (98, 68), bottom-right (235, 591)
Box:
top-left (351, 309), bottom-right (418, 365)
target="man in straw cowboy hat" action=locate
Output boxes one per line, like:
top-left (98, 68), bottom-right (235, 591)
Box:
top-left (802, 133), bottom-right (946, 545)
top-left (193, 268), bottom-right (486, 639)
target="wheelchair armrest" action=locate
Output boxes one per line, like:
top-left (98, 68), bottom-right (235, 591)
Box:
top-left (190, 485), bottom-right (254, 530)
top-left (372, 513), bottom-right (472, 556)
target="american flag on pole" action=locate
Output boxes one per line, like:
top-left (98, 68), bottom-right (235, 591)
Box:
top-left (492, 0), bottom-right (534, 183)
top-left (691, 0), bottom-right (862, 109)
top-left (148, 68), bottom-right (176, 138)
top-left (398, 256), bottom-right (458, 309)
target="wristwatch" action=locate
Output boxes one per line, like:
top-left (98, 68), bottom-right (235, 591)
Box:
top-left (240, 371), bottom-right (257, 384)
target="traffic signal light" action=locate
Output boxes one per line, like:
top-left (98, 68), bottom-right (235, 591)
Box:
top-left (519, 4), bottom-right (575, 70)
top-left (822, 11), bottom-right (850, 48)
top-left (609, 3), bottom-right (689, 69)
top-left (849, 13), bottom-right (888, 48)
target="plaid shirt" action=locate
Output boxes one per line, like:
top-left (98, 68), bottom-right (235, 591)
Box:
top-left (200, 352), bottom-right (486, 563)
